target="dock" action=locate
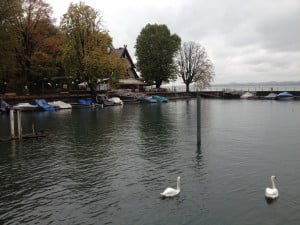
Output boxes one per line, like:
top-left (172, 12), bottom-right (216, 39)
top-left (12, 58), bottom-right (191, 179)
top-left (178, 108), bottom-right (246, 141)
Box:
top-left (0, 109), bottom-right (49, 143)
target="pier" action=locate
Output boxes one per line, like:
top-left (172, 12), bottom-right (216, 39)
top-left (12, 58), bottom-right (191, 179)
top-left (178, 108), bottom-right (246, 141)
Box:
top-left (0, 109), bottom-right (47, 143)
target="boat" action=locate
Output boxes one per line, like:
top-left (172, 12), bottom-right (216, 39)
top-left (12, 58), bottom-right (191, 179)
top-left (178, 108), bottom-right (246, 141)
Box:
top-left (32, 99), bottom-right (55, 111)
top-left (0, 99), bottom-right (10, 113)
top-left (76, 99), bottom-right (94, 106)
top-left (96, 95), bottom-right (114, 107)
top-left (139, 96), bottom-right (158, 103)
top-left (109, 97), bottom-right (123, 105)
top-left (152, 95), bottom-right (168, 103)
top-left (264, 92), bottom-right (277, 100)
top-left (48, 101), bottom-right (72, 109)
top-left (13, 102), bottom-right (38, 111)
top-left (222, 90), bottom-right (241, 99)
top-left (275, 92), bottom-right (294, 100)
top-left (240, 92), bottom-right (255, 99)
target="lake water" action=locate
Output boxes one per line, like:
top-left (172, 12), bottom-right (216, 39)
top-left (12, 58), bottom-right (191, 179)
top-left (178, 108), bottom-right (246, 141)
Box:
top-left (1, 99), bottom-right (300, 225)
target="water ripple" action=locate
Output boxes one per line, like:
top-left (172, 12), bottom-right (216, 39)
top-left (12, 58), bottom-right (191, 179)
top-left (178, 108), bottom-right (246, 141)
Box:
top-left (1, 101), bottom-right (300, 224)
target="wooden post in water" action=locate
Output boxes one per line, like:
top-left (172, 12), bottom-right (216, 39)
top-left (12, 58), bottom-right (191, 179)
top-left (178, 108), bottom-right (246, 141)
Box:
top-left (32, 124), bottom-right (35, 136)
top-left (17, 110), bottom-right (22, 140)
top-left (197, 91), bottom-right (201, 147)
top-left (10, 109), bottom-right (15, 139)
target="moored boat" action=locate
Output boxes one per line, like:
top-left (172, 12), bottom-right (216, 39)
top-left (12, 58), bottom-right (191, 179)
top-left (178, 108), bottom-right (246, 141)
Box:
top-left (139, 96), bottom-right (158, 103)
top-left (240, 92), bottom-right (255, 99)
top-left (152, 95), bottom-right (168, 103)
top-left (13, 102), bottom-right (38, 111)
top-left (32, 99), bottom-right (55, 111)
top-left (48, 101), bottom-right (72, 109)
top-left (96, 95), bottom-right (114, 107)
top-left (76, 99), bottom-right (94, 106)
top-left (109, 97), bottom-right (123, 105)
top-left (264, 92), bottom-right (277, 100)
top-left (0, 99), bottom-right (10, 113)
top-left (275, 92), bottom-right (294, 100)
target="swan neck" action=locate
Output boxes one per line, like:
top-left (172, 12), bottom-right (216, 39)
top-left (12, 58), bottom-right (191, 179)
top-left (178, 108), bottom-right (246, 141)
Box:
top-left (177, 179), bottom-right (180, 191)
top-left (271, 178), bottom-right (276, 189)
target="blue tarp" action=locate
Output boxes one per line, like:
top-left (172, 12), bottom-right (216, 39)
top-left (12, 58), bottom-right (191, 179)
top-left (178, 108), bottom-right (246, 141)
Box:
top-left (0, 99), bottom-right (10, 112)
top-left (276, 92), bottom-right (293, 97)
top-left (152, 95), bottom-right (168, 103)
top-left (77, 99), bottom-right (94, 105)
top-left (32, 99), bottom-right (55, 111)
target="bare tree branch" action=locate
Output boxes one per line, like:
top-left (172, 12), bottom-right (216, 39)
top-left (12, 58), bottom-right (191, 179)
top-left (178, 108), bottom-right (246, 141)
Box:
top-left (175, 41), bottom-right (215, 92)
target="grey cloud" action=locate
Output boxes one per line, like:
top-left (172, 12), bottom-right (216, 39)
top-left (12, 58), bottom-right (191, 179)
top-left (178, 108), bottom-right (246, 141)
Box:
top-left (47, 0), bottom-right (300, 83)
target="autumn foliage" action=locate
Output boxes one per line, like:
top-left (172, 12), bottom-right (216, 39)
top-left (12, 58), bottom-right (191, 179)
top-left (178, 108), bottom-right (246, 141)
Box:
top-left (0, 0), bottom-right (126, 94)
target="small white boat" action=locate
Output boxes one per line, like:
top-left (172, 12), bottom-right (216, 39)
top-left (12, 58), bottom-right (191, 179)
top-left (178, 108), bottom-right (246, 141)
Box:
top-left (48, 101), bottom-right (72, 109)
top-left (240, 92), bottom-right (255, 99)
top-left (264, 92), bottom-right (277, 100)
top-left (109, 97), bottom-right (123, 105)
top-left (13, 102), bottom-right (38, 111)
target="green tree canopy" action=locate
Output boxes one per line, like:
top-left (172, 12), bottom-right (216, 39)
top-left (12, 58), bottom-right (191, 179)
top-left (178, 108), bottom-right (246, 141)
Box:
top-left (0, 0), bottom-right (19, 91)
top-left (60, 2), bottom-right (126, 97)
top-left (135, 24), bottom-right (181, 88)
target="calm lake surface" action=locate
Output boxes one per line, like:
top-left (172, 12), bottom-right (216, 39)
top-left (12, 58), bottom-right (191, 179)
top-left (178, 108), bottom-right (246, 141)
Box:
top-left (1, 99), bottom-right (300, 225)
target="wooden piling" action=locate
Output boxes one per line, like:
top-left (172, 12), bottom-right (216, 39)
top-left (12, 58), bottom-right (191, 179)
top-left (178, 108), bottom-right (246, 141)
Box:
top-left (32, 124), bottom-right (35, 136)
top-left (197, 91), bottom-right (201, 147)
top-left (10, 109), bottom-right (15, 138)
top-left (17, 110), bottom-right (22, 139)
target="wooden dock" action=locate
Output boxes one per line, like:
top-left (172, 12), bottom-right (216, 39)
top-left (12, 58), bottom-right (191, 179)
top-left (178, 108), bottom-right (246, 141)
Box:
top-left (0, 109), bottom-right (49, 143)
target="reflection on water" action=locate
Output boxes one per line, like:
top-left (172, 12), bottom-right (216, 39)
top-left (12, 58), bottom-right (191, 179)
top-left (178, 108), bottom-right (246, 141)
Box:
top-left (1, 100), bottom-right (300, 225)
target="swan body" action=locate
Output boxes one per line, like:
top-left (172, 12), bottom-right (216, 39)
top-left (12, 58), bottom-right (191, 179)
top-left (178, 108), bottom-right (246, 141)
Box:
top-left (160, 176), bottom-right (181, 197)
top-left (265, 175), bottom-right (279, 199)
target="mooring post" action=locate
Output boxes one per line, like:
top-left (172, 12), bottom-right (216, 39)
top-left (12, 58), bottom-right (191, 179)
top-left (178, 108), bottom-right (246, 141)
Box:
top-left (32, 124), bottom-right (35, 136)
top-left (197, 91), bottom-right (201, 147)
top-left (10, 109), bottom-right (15, 139)
top-left (17, 110), bottom-right (22, 140)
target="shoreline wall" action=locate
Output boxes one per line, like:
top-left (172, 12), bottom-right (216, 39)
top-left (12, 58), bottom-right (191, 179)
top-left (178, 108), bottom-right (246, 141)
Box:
top-left (1, 90), bottom-right (300, 103)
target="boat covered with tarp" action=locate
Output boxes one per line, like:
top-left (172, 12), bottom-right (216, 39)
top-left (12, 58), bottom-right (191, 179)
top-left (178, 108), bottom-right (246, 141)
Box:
top-left (151, 95), bottom-right (168, 103)
top-left (77, 99), bottom-right (94, 106)
top-left (276, 92), bottom-right (294, 100)
top-left (240, 92), bottom-right (255, 99)
top-left (13, 102), bottom-right (38, 111)
top-left (139, 96), bottom-right (157, 103)
top-left (96, 95), bottom-right (114, 107)
top-left (264, 92), bottom-right (277, 100)
top-left (32, 99), bottom-right (55, 111)
top-left (48, 101), bottom-right (72, 109)
top-left (0, 99), bottom-right (10, 113)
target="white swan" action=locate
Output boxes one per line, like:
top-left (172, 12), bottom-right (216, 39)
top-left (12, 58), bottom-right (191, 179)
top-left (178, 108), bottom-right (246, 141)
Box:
top-left (265, 175), bottom-right (279, 199)
top-left (160, 176), bottom-right (181, 197)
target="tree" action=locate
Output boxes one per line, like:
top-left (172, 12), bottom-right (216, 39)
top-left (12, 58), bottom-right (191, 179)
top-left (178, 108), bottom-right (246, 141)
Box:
top-left (8, 0), bottom-right (55, 93)
top-left (175, 41), bottom-right (214, 93)
top-left (30, 25), bottom-right (64, 81)
top-left (0, 0), bottom-right (19, 92)
top-left (60, 2), bottom-right (126, 97)
top-left (135, 24), bottom-right (181, 88)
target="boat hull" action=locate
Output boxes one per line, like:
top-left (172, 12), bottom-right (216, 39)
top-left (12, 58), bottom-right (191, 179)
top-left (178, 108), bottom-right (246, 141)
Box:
top-left (276, 96), bottom-right (294, 101)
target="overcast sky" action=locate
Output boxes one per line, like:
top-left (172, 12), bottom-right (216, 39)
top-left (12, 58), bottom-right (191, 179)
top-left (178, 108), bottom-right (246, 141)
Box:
top-left (46, 0), bottom-right (300, 84)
